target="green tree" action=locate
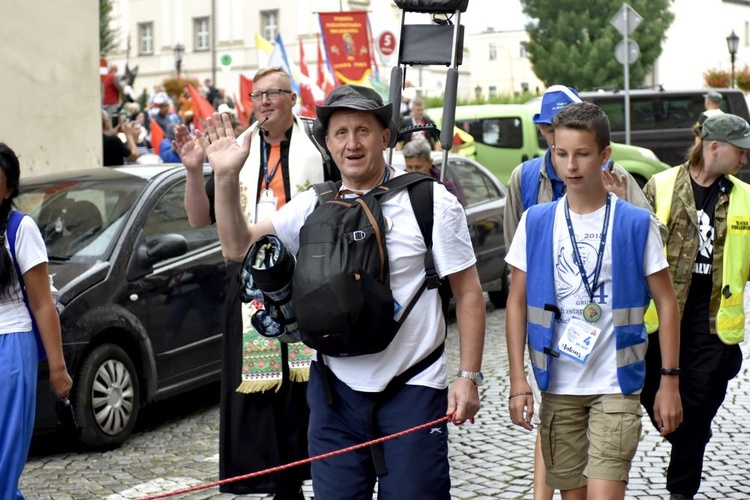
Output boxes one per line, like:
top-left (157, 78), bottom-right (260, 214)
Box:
top-left (100, 0), bottom-right (118, 56)
top-left (521, 0), bottom-right (674, 91)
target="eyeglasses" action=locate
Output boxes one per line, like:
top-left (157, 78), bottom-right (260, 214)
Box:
top-left (249, 89), bottom-right (293, 101)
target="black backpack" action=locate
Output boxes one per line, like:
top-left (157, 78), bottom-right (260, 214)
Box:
top-left (291, 172), bottom-right (443, 357)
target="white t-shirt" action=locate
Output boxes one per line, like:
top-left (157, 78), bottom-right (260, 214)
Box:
top-left (271, 169), bottom-right (476, 392)
top-left (0, 213), bottom-right (48, 335)
top-left (505, 195), bottom-right (667, 395)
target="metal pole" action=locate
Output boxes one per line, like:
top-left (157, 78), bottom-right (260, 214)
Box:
top-left (211, 0), bottom-right (217, 85)
top-left (623, 6), bottom-right (631, 145)
top-left (732, 54), bottom-right (736, 89)
top-left (439, 9), bottom-right (462, 183)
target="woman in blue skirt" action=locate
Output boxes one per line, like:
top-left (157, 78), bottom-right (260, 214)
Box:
top-left (0, 143), bottom-right (72, 499)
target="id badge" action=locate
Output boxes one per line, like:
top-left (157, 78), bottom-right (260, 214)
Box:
top-left (255, 197), bottom-right (278, 223)
top-left (556, 317), bottom-right (601, 365)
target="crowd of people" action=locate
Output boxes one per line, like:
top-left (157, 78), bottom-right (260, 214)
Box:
top-left (100, 74), bottom-right (245, 167)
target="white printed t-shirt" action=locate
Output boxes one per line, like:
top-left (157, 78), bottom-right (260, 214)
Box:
top-left (0, 213), bottom-right (48, 335)
top-left (505, 195), bottom-right (667, 395)
top-left (271, 169), bottom-right (476, 393)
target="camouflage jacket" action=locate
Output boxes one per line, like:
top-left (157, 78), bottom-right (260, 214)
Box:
top-left (643, 163), bottom-right (733, 335)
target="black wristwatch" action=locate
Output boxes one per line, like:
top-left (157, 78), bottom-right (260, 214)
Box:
top-left (660, 368), bottom-right (681, 376)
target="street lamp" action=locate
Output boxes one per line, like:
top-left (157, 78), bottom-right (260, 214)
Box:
top-left (726, 30), bottom-right (739, 89)
top-left (475, 85), bottom-right (482, 101)
top-left (173, 43), bottom-right (185, 79)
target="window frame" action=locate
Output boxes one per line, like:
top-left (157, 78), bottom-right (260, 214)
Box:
top-left (138, 22), bottom-right (154, 55)
top-left (194, 17), bottom-right (210, 52)
top-left (261, 10), bottom-right (279, 42)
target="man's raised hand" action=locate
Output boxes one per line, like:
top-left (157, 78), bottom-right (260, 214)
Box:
top-left (195, 113), bottom-right (252, 178)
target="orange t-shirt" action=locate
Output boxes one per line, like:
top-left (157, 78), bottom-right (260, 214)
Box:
top-left (261, 144), bottom-right (287, 209)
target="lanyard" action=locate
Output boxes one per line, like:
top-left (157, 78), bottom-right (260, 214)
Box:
top-left (382, 166), bottom-right (391, 184)
top-left (563, 194), bottom-right (611, 304)
top-left (261, 139), bottom-right (282, 191)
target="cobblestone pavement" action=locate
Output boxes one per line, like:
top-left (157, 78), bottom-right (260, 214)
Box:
top-left (20, 292), bottom-right (750, 499)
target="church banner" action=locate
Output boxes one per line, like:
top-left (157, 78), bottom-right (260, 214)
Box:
top-left (318, 11), bottom-right (374, 86)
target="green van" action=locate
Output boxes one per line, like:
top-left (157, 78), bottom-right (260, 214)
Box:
top-left (427, 104), bottom-right (670, 186)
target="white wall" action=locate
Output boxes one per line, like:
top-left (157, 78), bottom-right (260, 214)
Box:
top-left (0, 0), bottom-right (100, 175)
top-left (654, 0), bottom-right (750, 89)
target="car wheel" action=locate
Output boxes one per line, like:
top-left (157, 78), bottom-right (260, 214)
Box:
top-left (74, 344), bottom-right (140, 449)
top-left (488, 265), bottom-right (510, 309)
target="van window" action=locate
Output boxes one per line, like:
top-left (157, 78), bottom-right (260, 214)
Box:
top-left (596, 98), bottom-right (656, 132)
top-left (657, 95), bottom-right (704, 129)
top-left (456, 117), bottom-right (523, 149)
top-left (480, 118), bottom-right (523, 149)
top-left (591, 94), bottom-right (709, 131)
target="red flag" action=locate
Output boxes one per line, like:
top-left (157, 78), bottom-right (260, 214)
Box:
top-left (239, 74), bottom-right (254, 125)
top-left (150, 118), bottom-right (165, 155)
top-left (187, 83), bottom-right (215, 132)
top-left (299, 39), bottom-right (310, 78)
top-left (317, 36), bottom-right (335, 96)
top-left (298, 82), bottom-right (317, 118)
top-left (233, 92), bottom-right (247, 127)
top-left (298, 39), bottom-right (317, 118)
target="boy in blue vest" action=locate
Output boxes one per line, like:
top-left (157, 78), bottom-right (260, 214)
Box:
top-left (506, 101), bottom-right (683, 499)
top-left (504, 84), bottom-right (661, 500)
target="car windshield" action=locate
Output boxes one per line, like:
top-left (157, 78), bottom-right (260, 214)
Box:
top-left (16, 177), bottom-right (146, 262)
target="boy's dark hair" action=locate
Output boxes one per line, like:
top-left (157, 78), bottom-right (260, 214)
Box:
top-left (551, 101), bottom-right (611, 153)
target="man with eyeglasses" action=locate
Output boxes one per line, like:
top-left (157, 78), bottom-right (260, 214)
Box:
top-left (173, 66), bottom-right (333, 500)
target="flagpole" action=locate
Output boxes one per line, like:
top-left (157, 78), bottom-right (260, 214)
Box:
top-left (211, 0), bottom-right (217, 85)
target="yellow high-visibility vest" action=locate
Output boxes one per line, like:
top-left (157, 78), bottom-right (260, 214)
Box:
top-left (644, 167), bottom-right (750, 344)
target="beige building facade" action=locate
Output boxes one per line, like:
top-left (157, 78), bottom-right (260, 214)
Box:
top-left (0, 0), bottom-right (100, 175)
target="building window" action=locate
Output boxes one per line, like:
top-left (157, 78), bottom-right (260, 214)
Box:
top-left (261, 10), bottom-right (279, 41)
top-left (139, 22), bottom-right (153, 55)
top-left (489, 43), bottom-right (497, 61)
top-left (489, 86), bottom-right (498, 99)
top-left (194, 17), bottom-right (210, 51)
top-left (519, 43), bottom-right (527, 58)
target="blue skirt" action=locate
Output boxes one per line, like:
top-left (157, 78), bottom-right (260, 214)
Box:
top-left (0, 331), bottom-right (38, 500)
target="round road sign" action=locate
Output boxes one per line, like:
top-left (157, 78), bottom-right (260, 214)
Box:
top-left (377, 31), bottom-right (396, 57)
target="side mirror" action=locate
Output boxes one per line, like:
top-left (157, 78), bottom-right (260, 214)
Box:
top-left (127, 233), bottom-right (188, 281)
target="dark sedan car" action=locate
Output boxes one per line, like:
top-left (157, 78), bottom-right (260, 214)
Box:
top-left (389, 152), bottom-right (509, 308)
top-left (19, 165), bottom-right (228, 448)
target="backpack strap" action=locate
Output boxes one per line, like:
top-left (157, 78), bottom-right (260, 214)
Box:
top-left (403, 174), bottom-right (453, 316)
top-left (7, 210), bottom-right (47, 361)
top-left (8, 211), bottom-right (30, 302)
top-left (311, 180), bottom-right (340, 204)
top-left (406, 177), bottom-right (439, 291)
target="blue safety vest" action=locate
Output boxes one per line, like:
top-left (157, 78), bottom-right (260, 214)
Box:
top-left (520, 156), bottom-right (545, 212)
top-left (525, 198), bottom-right (652, 394)
top-left (520, 150), bottom-right (567, 211)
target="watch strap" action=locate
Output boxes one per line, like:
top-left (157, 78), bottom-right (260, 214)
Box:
top-left (457, 370), bottom-right (482, 385)
top-left (660, 368), bottom-right (681, 376)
